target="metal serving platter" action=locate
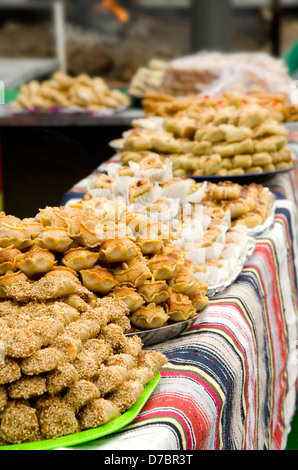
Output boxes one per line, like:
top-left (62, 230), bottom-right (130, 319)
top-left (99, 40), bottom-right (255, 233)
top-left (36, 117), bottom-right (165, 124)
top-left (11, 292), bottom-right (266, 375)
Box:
top-left (206, 236), bottom-right (256, 297)
top-left (126, 306), bottom-right (208, 347)
top-left (185, 164), bottom-right (297, 184)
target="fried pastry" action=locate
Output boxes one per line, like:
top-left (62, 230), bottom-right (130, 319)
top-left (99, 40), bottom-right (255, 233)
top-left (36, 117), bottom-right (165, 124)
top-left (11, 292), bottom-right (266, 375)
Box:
top-left (108, 380), bottom-right (144, 412)
top-left (130, 303), bottom-right (169, 329)
top-left (38, 399), bottom-right (79, 439)
top-left (93, 364), bottom-right (130, 396)
top-left (79, 398), bottom-right (121, 430)
top-left (1, 328), bottom-right (42, 358)
top-left (46, 362), bottom-right (80, 395)
top-left (108, 286), bottom-right (144, 312)
top-left (20, 347), bottom-right (65, 375)
top-left (61, 247), bottom-right (99, 271)
top-left (113, 257), bottom-right (151, 288)
top-left (0, 357), bottom-right (22, 385)
top-left (80, 265), bottom-right (118, 294)
top-left (0, 223), bottom-right (32, 250)
top-left (166, 291), bottom-right (196, 321)
top-left (0, 401), bottom-right (39, 444)
top-left (138, 279), bottom-right (170, 304)
top-left (16, 247), bottom-right (56, 278)
top-left (0, 248), bottom-right (21, 275)
top-left (7, 375), bottom-right (47, 400)
top-left (98, 238), bottom-right (138, 263)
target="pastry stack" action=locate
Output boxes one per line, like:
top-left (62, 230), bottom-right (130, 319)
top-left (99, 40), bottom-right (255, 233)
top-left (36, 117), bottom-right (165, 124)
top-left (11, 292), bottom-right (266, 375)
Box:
top-left (10, 71), bottom-right (130, 113)
top-left (117, 103), bottom-right (292, 176)
top-left (85, 157), bottom-right (267, 287)
top-left (128, 59), bottom-right (167, 98)
top-left (0, 288), bottom-right (167, 444)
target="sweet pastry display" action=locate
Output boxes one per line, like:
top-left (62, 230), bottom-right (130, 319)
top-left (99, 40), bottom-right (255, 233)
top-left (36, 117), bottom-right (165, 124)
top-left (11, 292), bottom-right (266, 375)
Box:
top-left (84, 158), bottom-right (268, 288)
top-left (9, 71), bottom-right (130, 113)
top-left (0, 198), bottom-right (209, 333)
top-left (0, 200), bottom-right (180, 445)
top-left (0, 292), bottom-right (167, 444)
top-left (142, 90), bottom-right (298, 124)
top-left (159, 52), bottom-right (291, 97)
top-left (128, 59), bottom-right (167, 98)
top-left (115, 104), bottom-right (293, 176)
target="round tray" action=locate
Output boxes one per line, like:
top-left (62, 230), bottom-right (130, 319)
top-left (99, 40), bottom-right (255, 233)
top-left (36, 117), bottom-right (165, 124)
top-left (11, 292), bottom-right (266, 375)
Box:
top-left (126, 306), bottom-right (208, 347)
top-left (185, 164), bottom-right (297, 184)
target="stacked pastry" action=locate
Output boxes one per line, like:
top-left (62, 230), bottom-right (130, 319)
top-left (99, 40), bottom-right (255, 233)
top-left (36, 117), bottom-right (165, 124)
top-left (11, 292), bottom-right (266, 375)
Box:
top-left (142, 90), bottom-right (298, 124)
top-left (0, 199), bottom-right (209, 335)
top-left (159, 52), bottom-right (291, 97)
top-left (116, 105), bottom-right (292, 176)
top-left (10, 71), bottom-right (130, 113)
top-left (85, 158), bottom-right (265, 287)
top-left (128, 59), bottom-right (167, 98)
top-left (0, 287), bottom-right (167, 444)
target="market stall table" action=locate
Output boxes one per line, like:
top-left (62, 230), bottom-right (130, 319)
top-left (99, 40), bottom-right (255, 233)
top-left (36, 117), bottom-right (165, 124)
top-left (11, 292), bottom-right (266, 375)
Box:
top-left (55, 154), bottom-right (298, 450)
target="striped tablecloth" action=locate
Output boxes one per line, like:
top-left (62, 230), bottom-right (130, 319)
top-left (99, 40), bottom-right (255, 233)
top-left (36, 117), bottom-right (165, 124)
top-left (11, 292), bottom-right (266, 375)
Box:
top-left (59, 163), bottom-right (298, 450)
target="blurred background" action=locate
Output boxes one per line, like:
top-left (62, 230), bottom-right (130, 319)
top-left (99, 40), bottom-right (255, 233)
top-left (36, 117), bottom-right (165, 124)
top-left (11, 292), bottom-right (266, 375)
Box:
top-left (0, 0), bottom-right (298, 86)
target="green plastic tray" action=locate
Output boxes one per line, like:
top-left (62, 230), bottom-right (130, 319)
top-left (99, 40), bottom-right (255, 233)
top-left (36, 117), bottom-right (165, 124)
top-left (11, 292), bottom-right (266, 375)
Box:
top-left (0, 372), bottom-right (160, 451)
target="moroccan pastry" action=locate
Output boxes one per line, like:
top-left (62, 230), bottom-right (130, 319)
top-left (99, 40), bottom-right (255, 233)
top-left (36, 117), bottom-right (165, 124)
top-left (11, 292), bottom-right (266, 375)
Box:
top-left (209, 181), bottom-right (242, 200)
top-left (94, 173), bottom-right (115, 190)
top-left (251, 152), bottom-right (273, 166)
top-left (165, 290), bottom-right (196, 322)
top-left (112, 257), bottom-right (151, 288)
top-left (16, 246), bottom-right (56, 278)
top-left (128, 178), bottom-right (154, 204)
top-left (36, 226), bottom-right (73, 252)
top-left (0, 327), bottom-right (42, 359)
top-left (38, 399), bottom-right (79, 439)
top-left (67, 215), bottom-right (103, 248)
top-left (130, 303), bottom-right (169, 330)
top-left (98, 238), bottom-right (139, 263)
top-left (51, 333), bottom-right (83, 362)
top-left (107, 286), bottom-right (144, 312)
top-left (80, 265), bottom-right (118, 294)
top-left (138, 279), bottom-right (170, 304)
top-left (188, 286), bottom-right (209, 311)
top-left (79, 398), bottom-right (121, 430)
top-left (0, 248), bottom-right (22, 275)
top-left (26, 317), bottom-right (65, 346)
top-left (232, 154), bottom-right (253, 169)
top-left (0, 401), bottom-right (40, 444)
top-left (108, 380), bottom-right (144, 412)
top-left (20, 347), bottom-right (65, 375)
top-left (168, 265), bottom-right (200, 295)
top-left (7, 375), bottom-right (47, 400)
top-left (0, 223), bottom-right (32, 250)
top-left (46, 363), bottom-right (79, 395)
top-left (93, 364), bottom-right (130, 396)
top-left (61, 247), bottom-right (99, 271)
top-left (136, 233), bottom-right (164, 255)
top-left (36, 206), bottom-right (70, 228)
top-left (164, 116), bottom-right (197, 138)
top-left (0, 357), bottom-right (22, 385)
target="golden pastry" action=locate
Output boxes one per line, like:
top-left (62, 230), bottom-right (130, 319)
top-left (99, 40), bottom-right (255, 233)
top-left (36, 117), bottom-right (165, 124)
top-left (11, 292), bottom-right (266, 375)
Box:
top-left (61, 247), bottom-right (99, 271)
top-left (0, 247), bottom-right (22, 275)
top-left (130, 303), bottom-right (169, 329)
top-left (113, 257), bottom-right (151, 288)
top-left (138, 279), bottom-right (170, 304)
top-left (108, 286), bottom-right (144, 312)
top-left (166, 291), bottom-right (196, 322)
top-left (80, 265), bottom-right (118, 294)
top-left (98, 238), bottom-right (138, 263)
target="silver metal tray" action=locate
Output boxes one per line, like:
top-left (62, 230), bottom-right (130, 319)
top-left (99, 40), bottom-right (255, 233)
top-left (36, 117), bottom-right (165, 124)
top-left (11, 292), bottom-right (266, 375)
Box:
top-left (126, 307), bottom-right (208, 347)
top-left (206, 236), bottom-right (256, 297)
